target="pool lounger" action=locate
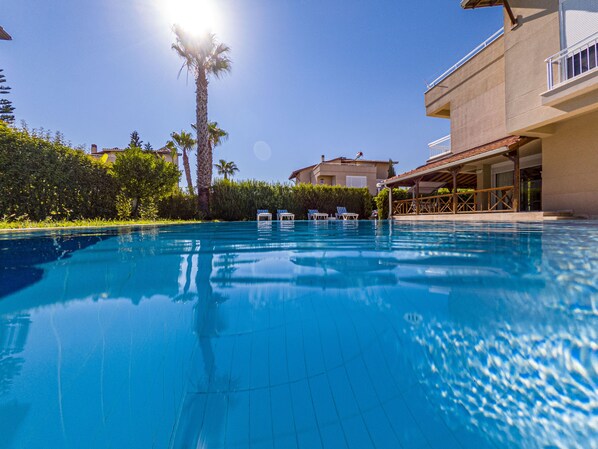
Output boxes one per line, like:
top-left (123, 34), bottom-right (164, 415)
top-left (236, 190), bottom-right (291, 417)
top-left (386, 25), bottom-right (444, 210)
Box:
top-left (308, 209), bottom-right (329, 220)
top-left (257, 209), bottom-right (272, 221)
top-left (277, 209), bottom-right (295, 220)
top-left (336, 206), bottom-right (359, 220)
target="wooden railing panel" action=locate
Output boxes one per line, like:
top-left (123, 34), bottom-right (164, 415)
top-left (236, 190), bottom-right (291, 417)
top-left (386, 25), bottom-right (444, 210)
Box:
top-left (391, 186), bottom-right (514, 216)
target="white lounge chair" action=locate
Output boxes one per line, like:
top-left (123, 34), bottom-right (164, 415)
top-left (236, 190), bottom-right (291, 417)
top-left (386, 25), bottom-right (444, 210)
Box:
top-left (277, 209), bottom-right (295, 221)
top-left (308, 209), bottom-right (329, 220)
top-left (256, 209), bottom-right (272, 221)
top-left (336, 206), bottom-right (359, 220)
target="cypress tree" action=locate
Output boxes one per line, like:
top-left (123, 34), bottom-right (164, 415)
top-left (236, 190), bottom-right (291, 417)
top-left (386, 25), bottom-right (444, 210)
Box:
top-left (387, 159), bottom-right (397, 178)
top-left (0, 69), bottom-right (15, 124)
top-left (128, 130), bottom-right (143, 149)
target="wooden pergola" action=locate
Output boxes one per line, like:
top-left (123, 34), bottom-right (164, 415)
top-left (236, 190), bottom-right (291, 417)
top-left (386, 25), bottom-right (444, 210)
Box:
top-left (461, 0), bottom-right (518, 27)
top-left (0, 26), bottom-right (11, 41)
top-left (383, 136), bottom-right (535, 216)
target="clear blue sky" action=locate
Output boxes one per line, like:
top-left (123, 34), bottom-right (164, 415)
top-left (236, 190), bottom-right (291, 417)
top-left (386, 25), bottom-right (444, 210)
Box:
top-left (2, 0), bottom-right (502, 183)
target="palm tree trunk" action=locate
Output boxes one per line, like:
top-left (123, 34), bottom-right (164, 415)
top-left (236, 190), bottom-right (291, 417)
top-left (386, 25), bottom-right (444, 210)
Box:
top-left (195, 70), bottom-right (211, 217)
top-left (182, 149), bottom-right (194, 194)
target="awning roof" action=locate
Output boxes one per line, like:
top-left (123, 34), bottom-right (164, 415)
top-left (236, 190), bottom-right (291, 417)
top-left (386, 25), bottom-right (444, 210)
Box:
top-left (407, 182), bottom-right (447, 194)
top-left (384, 136), bottom-right (531, 187)
top-left (0, 26), bottom-right (11, 41)
top-left (461, 0), bottom-right (503, 8)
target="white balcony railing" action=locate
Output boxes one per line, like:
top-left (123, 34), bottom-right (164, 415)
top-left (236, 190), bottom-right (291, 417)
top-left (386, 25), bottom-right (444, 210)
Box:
top-left (428, 135), bottom-right (451, 160)
top-left (426, 28), bottom-right (504, 91)
top-left (547, 31), bottom-right (598, 90)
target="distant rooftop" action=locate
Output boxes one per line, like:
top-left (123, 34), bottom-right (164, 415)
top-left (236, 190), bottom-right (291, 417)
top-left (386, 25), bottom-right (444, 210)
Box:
top-left (289, 156), bottom-right (390, 180)
top-left (461, 0), bottom-right (503, 8)
top-left (0, 26), bottom-right (12, 41)
top-left (99, 147), bottom-right (172, 154)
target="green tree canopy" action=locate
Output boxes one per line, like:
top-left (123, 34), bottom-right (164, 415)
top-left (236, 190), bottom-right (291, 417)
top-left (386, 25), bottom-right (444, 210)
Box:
top-left (112, 147), bottom-right (180, 216)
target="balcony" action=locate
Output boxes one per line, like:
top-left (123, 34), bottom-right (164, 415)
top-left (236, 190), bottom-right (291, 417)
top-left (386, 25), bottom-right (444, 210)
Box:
top-left (426, 28), bottom-right (504, 92)
top-left (547, 32), bottom-right (598, 90)
top-left (427, 135), bottom-right (451, 161)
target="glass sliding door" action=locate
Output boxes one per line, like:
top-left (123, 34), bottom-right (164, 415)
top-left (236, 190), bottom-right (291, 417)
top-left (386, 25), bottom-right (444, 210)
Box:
top-left (494, 171), bottom-right (514, 211)
top-left (494, 166), bottom-right (542, 212)
top-left (520, 166), bottom-right (543, 212)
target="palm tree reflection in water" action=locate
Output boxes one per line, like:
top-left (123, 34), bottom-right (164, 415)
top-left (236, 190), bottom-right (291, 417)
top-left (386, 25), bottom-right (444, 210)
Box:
top-left (171, 238), bottom-right (237, 449)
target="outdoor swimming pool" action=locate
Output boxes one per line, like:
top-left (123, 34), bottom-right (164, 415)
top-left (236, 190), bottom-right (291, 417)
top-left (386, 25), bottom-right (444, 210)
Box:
top-left (0, 221), bottom-right (596, 449)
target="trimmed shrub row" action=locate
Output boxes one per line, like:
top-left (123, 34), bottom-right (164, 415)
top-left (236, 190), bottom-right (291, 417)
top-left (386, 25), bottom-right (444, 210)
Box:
top-left (374, 188), bottom-right (410, 219)
top-left (211, 180), bottom-right (373, 220)
top-left (0, 123), bottom-right (118, 221)
top-left (158, 191), bottom-right (200, 220)
top-left (0, 124), bottom-right (380, 222)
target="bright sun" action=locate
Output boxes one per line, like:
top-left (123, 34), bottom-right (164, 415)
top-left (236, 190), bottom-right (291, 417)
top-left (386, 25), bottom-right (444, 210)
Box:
top-left (161, 0), bottom-right (221, 36)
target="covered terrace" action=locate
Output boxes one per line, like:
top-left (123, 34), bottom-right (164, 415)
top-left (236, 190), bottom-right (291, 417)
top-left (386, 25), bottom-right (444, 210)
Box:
top-left (382, 136), bottom-right (538, 217)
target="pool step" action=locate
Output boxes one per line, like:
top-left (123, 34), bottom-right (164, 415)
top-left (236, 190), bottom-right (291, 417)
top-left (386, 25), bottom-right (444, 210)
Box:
top-left (543, 210), bottom-right (584, 220)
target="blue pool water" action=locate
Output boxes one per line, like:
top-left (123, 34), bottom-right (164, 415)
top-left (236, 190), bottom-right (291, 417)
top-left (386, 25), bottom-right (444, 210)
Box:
top-left (0, 221), bottom-right (596, 449)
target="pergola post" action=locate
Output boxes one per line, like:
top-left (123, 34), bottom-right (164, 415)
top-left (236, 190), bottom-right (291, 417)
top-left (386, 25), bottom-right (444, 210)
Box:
top-left (513, 149), bottom-right (520, 212)
top-left (503, 0), bottom-right (519, 28)
top-left (415, 178), bottom-right (421, 215)
top-left (449, 167), bottom-right (460, 214)
top-left (388, 186), bottom-right (393, 220)
top-left (507, 147), bottom-right (521, 212)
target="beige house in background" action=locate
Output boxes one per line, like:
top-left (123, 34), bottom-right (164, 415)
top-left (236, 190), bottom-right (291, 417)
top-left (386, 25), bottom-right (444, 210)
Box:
top-left (290, 155), bottom-right (392, 196)
top-left (89, 144), bottom-right (179, 165)
top-left (383, 0), bottom-right (598, 219)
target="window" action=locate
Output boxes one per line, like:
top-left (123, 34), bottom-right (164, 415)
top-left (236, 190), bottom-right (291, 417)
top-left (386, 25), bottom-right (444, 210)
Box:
top-left (346, 176), bottom-right (367, 188)
top-left (560, 0), bottom-right (598, 49)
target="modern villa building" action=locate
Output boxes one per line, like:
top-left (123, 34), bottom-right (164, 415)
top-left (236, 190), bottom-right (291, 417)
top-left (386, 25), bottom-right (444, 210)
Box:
top-left (383, 0), bottom-right (598, 219)
top-left (290, 155), bottom-right (392, 195)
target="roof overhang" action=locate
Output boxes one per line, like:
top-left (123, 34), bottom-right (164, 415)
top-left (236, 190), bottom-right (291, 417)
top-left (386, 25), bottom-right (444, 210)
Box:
top-left (383, 136), bottom-right (533, 187)
top-left (461, 0), bottom-right (518, 26)
top-left (0, 26), bottom-right (11, 41)
top-left (407, 182), bottom-right (447, 194)
top-left (461, 0), bottom-right (503, 8)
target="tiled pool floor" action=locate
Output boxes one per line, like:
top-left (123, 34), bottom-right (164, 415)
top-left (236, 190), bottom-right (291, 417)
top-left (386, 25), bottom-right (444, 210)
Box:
top-left (0, 221), bottom-right (596, 449)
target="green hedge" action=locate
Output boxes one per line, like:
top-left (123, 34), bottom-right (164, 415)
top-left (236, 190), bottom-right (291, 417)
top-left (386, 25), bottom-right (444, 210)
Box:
top-left (211, 180), bottom-right (372, 220)
top-left (0, 123), bottom-right (118, 221)
top-left (158, 191), bottom-right (200, 220)
top-left (374, 188), bottom-right (410, 219)
top-left (0, 123), bottom-right (375, 222)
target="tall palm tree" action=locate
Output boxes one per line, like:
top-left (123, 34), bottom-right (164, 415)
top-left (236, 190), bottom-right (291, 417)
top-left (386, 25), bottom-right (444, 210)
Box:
top-left (214, 159), bottom-right (239, 180)
top-left (192, 121), bottom-right (228, 153)
top-left (208, 121), bottom-right (228, 152)
top-left (169, 130), bottom-right (196, 194)
top-left (172, 27), bottom-right (232, 216)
